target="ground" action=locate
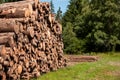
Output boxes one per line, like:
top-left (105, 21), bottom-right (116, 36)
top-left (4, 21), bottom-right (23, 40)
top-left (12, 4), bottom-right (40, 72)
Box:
top-left (32, 53), bottom-right (120, 80)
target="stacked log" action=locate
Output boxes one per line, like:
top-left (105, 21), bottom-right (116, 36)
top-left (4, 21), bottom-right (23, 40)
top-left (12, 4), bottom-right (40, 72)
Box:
top-left (0, 0), bottom-right (66, 80)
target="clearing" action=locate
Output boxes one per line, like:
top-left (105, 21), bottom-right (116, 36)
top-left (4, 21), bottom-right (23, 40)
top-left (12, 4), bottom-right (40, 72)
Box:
top-left (32, 53), bottom-right (120, 80)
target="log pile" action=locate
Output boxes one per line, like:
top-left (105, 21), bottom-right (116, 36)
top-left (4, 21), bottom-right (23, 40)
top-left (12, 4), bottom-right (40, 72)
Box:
top-left (66, 55), bottom-right (98, 62)
top-left (0, 0), bottom-right (66, 80)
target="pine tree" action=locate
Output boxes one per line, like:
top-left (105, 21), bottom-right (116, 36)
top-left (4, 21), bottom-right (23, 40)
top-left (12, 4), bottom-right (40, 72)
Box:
top-left (56, 7), bottom-right (62, 23)
top-left (63, 22), bottom-right (81, 54)
top-left (62, 0), bottom-right (86, 27)
top-left (50, 0), bottom-right (55, 13)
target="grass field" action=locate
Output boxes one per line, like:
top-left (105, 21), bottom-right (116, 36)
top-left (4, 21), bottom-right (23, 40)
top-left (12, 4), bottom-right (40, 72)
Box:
top-left (32, 53), bottom-right (120, 80)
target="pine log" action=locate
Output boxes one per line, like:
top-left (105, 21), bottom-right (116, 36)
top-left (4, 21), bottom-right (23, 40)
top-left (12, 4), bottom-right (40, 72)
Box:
top-left (0, 1), bottom-right (34, 18)
top-left (0, 0), bottom-right (34, 10)
top-left (1, 8), bottom-right (31, 18)
top-left (0, 71), bottom-right (6, 80)
top-left (0, 45), bottom-right (6, 56)
top-left (0, 32), bottom-right (15, 36)
top-left (0, 36), bottom-right (10, 45)
top-left (0, 35), bottom-right (14, 47)
top-left (0, 19), bottom-right (19, 33)
top-left (23, 27), bottom-right (34, 38)
top-left (17, 65), bottom-right (23, 74)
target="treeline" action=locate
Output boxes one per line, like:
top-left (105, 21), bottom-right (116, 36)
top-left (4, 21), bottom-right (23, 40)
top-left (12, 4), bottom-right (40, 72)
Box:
top-left (1, 0), bottom-right (120, 54)
top-left (62, 0), bottom-right (120, 54)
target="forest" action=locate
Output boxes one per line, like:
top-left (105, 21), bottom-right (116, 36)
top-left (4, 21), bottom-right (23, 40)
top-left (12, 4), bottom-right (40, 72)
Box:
top-left (62, 0), bottom-right (120, 54)
top-left (1, 0), bottom-right (120, 54)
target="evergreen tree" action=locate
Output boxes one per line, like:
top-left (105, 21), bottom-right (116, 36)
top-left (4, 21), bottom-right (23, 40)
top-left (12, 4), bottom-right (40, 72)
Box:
top-left (50, 0), bottom-right (55, 13)
top-left (62, 0), bottom-right (120, 53)
top-left (63, 22), bottom-right (81, 54)
top-left (85, 0), bottom-right (120, 52)
top-left (56, 7), bottom-right (62, 23)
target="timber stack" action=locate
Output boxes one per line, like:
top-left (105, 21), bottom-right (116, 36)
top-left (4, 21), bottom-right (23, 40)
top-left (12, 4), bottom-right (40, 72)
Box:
top-left (0, 0), bottom-right (66, 80)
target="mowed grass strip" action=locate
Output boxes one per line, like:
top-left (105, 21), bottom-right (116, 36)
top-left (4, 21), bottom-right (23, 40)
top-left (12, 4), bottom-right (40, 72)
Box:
top-left (32, 53), bottom-right (120, 80)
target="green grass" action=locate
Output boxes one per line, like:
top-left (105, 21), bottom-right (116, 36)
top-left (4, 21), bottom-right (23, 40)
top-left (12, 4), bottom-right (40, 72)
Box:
top-left (32, 53), bottom-right (120, 80)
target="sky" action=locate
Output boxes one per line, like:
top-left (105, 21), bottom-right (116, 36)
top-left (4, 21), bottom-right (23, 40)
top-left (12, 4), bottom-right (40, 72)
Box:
top-left (41, 0), bottom-right (69, 13)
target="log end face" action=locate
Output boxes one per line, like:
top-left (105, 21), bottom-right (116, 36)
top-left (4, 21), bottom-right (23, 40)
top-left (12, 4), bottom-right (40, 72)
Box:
top-left (0, 46), bottom-right (6, 56)
top-left (17, 65), bottom-right (23, 74)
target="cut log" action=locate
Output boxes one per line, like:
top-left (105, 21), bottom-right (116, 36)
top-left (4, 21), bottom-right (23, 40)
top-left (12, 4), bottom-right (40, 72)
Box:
top-left (0, 19), bottom-right (19, 34)
top-left (8, 37), bottom-right (16, 48)
top-left (23, 27), bottom-right (34, 38)
top-left (0, 32), bottom-right (15, 37)
top-left (0, 36), bottom-right (11, 45)
top-left (0, 35), bottom-right (14, 46)
top-left (0, 45), bottom-right (6, 56)
top-left (17, 65), bottom-right (23, 74)
top-left (0, 71), bottom-right (6, 80)
top-left (0, 1), bottom-right (33, 18)
top-left (0, 64), bottom-right (2, 70)
top-left (3, 61), bottom-right (10, 66)
top-left (0, 1), bottom-right (66, 80)
top-left (0, 33), bottom-right (15, 47)
top-left (1, 8), bottom-right (31, 18)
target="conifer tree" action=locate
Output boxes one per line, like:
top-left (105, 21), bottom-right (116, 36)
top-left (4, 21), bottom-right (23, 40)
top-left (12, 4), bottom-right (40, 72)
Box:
top-left (50, 0), bottom-right (55, 13)
top-left (63, 22), bottom-right (81, 54)
top-left (56, 7), bottom-right (62, 23)
top-left (62, 0), bottom-right (120, 53)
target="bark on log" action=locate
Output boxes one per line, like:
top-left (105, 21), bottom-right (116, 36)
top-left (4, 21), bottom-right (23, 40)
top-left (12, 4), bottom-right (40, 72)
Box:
top-left (0, 71), bottom-right (6, 80)
top-left (0, 32), bottom-right (15, 37)
top-left (0, 19), bottom-right (19, 34)
top-left (0, 0), bottom-right (35, 10)
top-left (0, 36), bottom-right (11, 45)
top-left (23, 27), bottom-right (34, 38)
top-left (0, 1), bottom-right (33, 18)
top-left (0, 35), bottom-right (15, 47)
top-left (0, 1), bottom-right (66, 80)
top-left (0, 8), bottom-right (31, 18)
